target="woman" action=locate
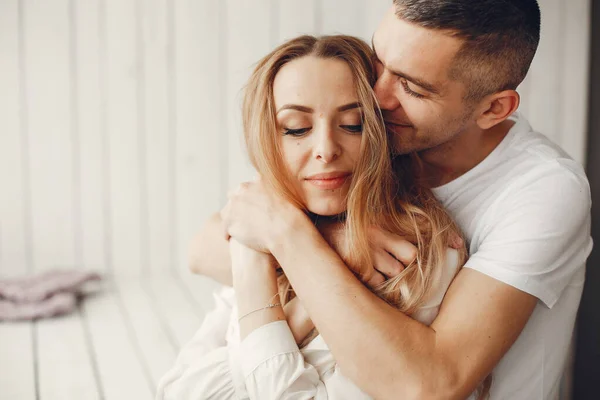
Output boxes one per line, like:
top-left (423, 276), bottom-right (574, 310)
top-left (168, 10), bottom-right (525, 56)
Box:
top-left (157, 35), bottom-right (484, 399)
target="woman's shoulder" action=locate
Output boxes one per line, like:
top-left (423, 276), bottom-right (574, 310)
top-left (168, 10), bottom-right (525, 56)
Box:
top-left (411, 248), bottom-right (463, 325)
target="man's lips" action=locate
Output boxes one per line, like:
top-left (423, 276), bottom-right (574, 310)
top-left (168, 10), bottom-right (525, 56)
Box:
top-left (305, 172), bottom-right (351, 190)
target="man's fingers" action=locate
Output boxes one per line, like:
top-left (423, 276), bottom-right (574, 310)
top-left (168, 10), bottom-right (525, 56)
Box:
top-left (373, 249), bottom-right (405, 279)
top-left (364, 270), bottom-right (386, 289)
top-left (449, 232), bottom-right (464, 249)
top-left (380, 231), bottom-right (418, 266)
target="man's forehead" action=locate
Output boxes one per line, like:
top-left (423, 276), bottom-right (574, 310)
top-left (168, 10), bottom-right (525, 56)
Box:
top-left (373, 10), bottom-right (463, 85)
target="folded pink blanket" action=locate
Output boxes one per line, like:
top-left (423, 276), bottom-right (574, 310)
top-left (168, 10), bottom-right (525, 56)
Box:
top-left (0, 269), bottom-right (101, 321)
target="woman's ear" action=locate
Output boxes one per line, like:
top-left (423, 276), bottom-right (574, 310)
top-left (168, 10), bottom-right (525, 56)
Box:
top-left (475, 90), bottom-right (520, 130)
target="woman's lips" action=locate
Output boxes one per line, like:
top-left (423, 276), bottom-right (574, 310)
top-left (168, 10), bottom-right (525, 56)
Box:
top-left (305, 173), bottom-right (351, 190)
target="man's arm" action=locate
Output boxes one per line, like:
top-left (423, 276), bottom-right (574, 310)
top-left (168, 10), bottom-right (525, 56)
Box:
top-left (270, 215), bottom-right (537, 400)
top-left (221, 167), bottom-right (590, 399)
top-left (189, 213), bottom-right (233, 285)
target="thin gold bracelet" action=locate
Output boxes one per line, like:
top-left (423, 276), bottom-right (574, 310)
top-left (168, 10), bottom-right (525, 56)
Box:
top-left (238, 303), bottom-right (282, 322)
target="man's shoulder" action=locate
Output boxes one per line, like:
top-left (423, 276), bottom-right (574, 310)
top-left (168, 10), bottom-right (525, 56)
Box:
top-left (458, 132), bottom-right (590, 227)
top-left (498, 149), bottom-right (589, 201)
top-left (490, 117), bottom-right (589, 198)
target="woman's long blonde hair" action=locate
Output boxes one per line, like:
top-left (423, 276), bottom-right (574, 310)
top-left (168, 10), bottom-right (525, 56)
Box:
top-left (243, 34), bottom-right (490, 399)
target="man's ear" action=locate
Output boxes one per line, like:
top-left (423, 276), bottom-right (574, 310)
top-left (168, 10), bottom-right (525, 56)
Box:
top-left (475, 90), bottom-right (520, 130)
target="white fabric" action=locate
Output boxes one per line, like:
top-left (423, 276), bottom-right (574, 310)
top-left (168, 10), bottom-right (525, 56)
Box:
top-left (156, 250), bottom-right (461, 400)
top-left (432, 112), bottom-right (592, 400)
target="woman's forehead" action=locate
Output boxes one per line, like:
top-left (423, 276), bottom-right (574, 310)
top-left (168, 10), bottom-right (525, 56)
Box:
top-left (273, 57), bottom-right (359, 110)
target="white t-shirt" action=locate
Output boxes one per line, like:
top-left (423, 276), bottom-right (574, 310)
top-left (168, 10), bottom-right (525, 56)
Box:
top-left (156, 250), bottom-right (461, 400)
top-left (432, 112), bottom-right (593, 399)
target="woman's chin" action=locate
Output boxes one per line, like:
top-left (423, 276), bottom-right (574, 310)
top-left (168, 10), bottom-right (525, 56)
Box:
top-left (306, 203), bottom-right (346, 218)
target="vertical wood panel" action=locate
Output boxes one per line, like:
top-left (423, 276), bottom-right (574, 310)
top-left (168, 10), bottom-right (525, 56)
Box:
top-left (560, 0), bottom-right (591, 164)
top-left (226, 0), bottom-right (272, 190)
top-left (69, 0), bottom-right (83, 270)
top-left (0, 0), bottom-right (30, 277)
top-left (277, 2), bottom-right (317, 43)
top-left (364, 0), bottom-right (392, 42)
top-left (320, 0), bottom-right (366, 38)
top-left (516, 72), bottom-right (533, 122)
top-left (527, 0), bottom-right (563, 145)
top-left (0, 0), bottom-right (593, 281)
top-left (174, 0), bottom-right (224, 274)
top-left (140, 0), bottom-right (173, 274)
top-left (24, 0), bottom-right (75, 272)
top-left (105, 0), bottom-right (142, 276)
top-left (75, 0), bottom-right (106, 272)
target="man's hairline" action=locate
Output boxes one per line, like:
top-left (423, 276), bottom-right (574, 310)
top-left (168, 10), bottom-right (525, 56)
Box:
top-left (370, 34), bottom-right (447, 96)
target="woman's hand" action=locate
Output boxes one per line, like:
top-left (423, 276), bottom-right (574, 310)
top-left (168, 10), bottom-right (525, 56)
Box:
top-left (229, 237), bottom-right (276, 277)
top-left (221, 179), bottom-right (305, 253)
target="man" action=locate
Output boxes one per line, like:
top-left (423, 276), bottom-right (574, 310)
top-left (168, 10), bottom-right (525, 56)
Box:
top-left (193, 1), bottom-right (592, 398)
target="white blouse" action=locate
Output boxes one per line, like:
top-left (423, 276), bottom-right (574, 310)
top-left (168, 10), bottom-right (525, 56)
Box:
top-left (156, 249), bottom-right (460, 400)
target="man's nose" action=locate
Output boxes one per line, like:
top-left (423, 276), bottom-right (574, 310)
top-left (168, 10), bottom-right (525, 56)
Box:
top-left (313, 126), bottom-right (341, 163)
top-left (374, 71), bottom-right (401, 111)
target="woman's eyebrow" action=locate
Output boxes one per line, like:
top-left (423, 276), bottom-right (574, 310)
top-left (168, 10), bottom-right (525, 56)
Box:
top-left (277, 102), bottom-right (361, 114)
top-left (276, 104), bottom-right (313, 114)
top-left (337, 102), bottom-right (361, 112)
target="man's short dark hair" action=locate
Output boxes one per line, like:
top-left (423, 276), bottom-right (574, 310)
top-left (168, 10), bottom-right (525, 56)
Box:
top-left (393, 0), bottom-right (541, 101)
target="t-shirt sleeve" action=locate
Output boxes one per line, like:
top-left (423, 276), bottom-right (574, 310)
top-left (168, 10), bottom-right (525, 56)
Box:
top-left (464, 161), bottom-right (592, 308)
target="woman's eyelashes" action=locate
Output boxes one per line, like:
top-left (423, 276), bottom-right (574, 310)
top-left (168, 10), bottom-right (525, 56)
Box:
top-left (340, 124), bottom-right (363, 133)
top-left (282, 124), bottom-right (363, 136)
top-left (283, 127), bottom-right (310, 136)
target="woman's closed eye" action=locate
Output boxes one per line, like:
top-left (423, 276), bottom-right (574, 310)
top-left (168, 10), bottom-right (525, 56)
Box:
top-left (340, 124), bottom-right (363, 134)
top-left (282, 124), bottom-right (363, 136)
top-left (283, 127), bottom-right (311, 136)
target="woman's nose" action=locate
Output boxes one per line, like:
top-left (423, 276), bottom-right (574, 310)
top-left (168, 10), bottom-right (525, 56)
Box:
top-left (374, 70), bottom-right (401, 111)
top-left (313, 126), bottom-right (341, 163)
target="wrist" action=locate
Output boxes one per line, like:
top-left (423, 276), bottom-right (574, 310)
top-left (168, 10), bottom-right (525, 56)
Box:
top-left (232, 260), bottom-right (276, 289)
top-left (269, 210), bottom-right (314, 256)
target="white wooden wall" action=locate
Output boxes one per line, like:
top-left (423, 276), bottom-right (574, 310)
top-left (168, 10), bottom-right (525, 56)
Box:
top-left (0, 0), bottom-right (591, 278)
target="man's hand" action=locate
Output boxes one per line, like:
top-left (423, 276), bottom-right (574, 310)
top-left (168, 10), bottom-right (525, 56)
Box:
top-left (221, 180), bottom-right (304, 253)
top-left (317, 221), bottom-right (415, 287)
top-left (318, 221), bottom-right (464, 288)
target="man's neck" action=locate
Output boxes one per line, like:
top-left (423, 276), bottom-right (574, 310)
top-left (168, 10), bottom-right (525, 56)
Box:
top-left (420, 119), bottom-right (515, 188)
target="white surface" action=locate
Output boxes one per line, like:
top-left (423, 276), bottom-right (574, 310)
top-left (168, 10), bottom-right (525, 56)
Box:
top-left (0, 273), bottom-right (217, 400)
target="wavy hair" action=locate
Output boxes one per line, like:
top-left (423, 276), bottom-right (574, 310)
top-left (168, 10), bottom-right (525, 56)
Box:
top-left (241, 34), bottom-right (487, 397)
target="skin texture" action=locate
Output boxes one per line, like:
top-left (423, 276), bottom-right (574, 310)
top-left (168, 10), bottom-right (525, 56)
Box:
top-left (229, 57), bottom-right (366, 343)
top-left (274, 56), bottom-right (363, 217)
top-left (199, 6), bottom-right (537, 399)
